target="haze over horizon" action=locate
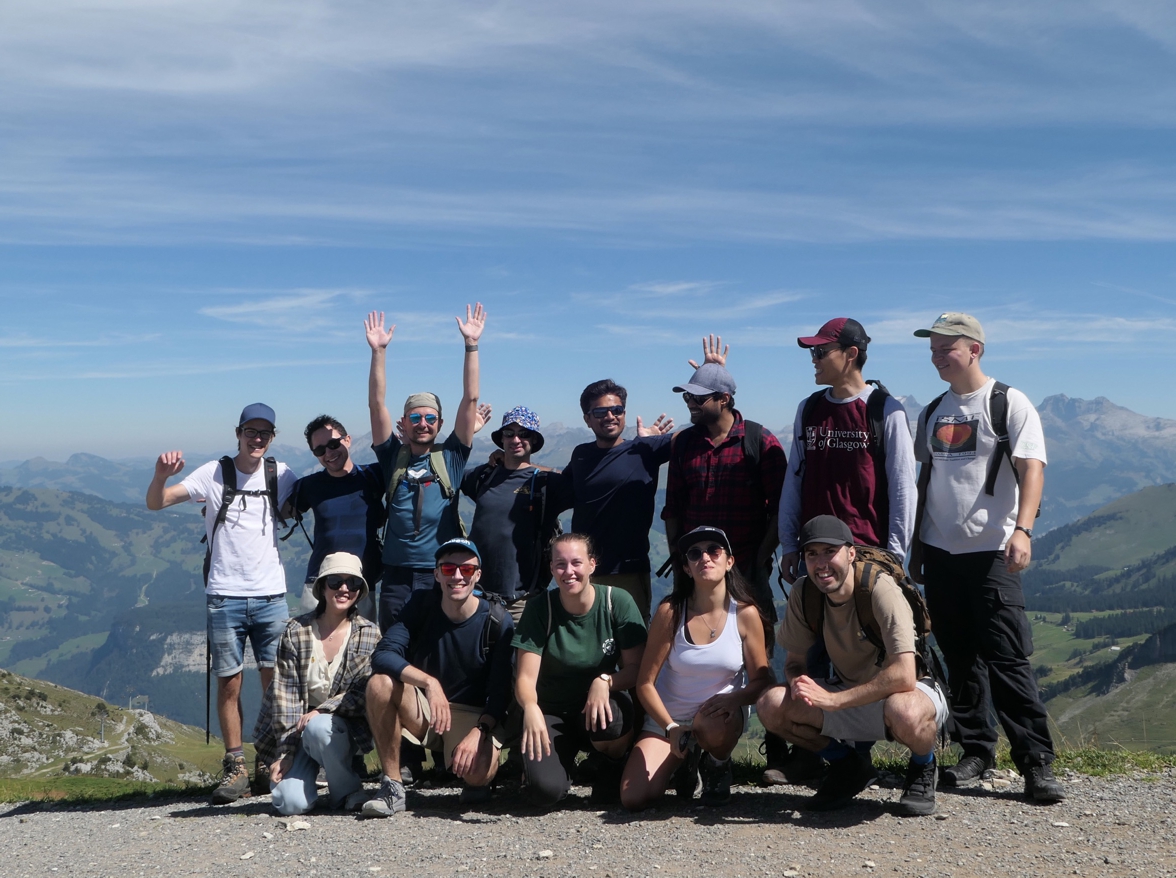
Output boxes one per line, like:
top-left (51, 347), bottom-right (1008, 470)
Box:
top-left (4, 2), bottom-right (1176, 460)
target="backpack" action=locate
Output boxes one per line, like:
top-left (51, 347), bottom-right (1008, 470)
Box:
top-left (670, 419), bottom-right (765, 489)
top-left (408, 589), bottom-right (509, 663)
top-left (921, 381), bottom-right (1040, 517)
top-left (386, 444), bottom-right (467, 538)
top-left (797, 544), bottom-right (944, 684)
top-left (470, 465), bottom-right (561, 595)
top-left (799, 379), bottom-right (891, 476)
top-left (200, 456), bottom-right (287, 585)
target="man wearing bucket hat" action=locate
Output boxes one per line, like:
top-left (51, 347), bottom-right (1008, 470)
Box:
top-left (364, 305), bottom-right (485, 631)
top-left (363, 538), bottom-right (514, 815)
top-left (462, 406), bottom-right (565, 622)
top-left (910, 312), bottom-right (1063, 803)
top-left (253, 552), bottom-right (380, 815)
top-left (147, 402), bottom-right (298, 805)
top-left (757, 516), bottom-right (949, 815)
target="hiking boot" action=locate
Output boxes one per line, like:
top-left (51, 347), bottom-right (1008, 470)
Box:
top-left (672, 736), bottom-right (702, 800)
top-left (251, 760), bottom-right (271, 797)
top-left (459, 784), bottom-right (493, 806)
top-left (699, 754), bottom-right (733, 807)
top-left (783, 746), bottom-right (827, 786)
top-left (360, 776), bottom-right (407, 818)
top-left (760, 734), bottom-right (790, 786)
top-left (1024, 765), bottom-right (1066, 804)
top-left (897, 757), bottom-right (937, 817)
top-left (211, 753), bottom-right (251, 805)
top-left (807, 751), bottom-right (876, 812)
top-left (941, 754), bottom-right (994, 787)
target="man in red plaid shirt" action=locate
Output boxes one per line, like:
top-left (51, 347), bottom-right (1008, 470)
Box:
top-left (662, 361), bottom-right (787, 611)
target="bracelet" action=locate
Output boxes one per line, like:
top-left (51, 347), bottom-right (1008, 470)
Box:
top-left (465, 343), bottom-right (479, 352)
top-left (664, 721), bottom-right (680, 735)
top-left (1015, 525), bottom-right (1033, 539)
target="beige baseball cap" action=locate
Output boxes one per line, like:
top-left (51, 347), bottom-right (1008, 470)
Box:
top-left (913, 312), bottom-right (985, 343)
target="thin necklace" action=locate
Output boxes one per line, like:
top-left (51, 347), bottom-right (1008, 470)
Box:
top-left (689, 602), bottom-right (718, 640)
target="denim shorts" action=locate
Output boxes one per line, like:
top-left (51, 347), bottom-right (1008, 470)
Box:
top-left (206, 594), bottom-right (289, 677)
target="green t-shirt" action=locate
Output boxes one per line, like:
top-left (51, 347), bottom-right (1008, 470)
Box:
top-left (512, 583), bottom-right (647, 714)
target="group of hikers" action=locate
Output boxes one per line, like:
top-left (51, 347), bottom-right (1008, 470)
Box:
top-left (145, 305), bottom-right (1065, 818)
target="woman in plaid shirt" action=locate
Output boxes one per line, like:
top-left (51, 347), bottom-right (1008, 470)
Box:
top-left (254, 552), bottom-right (380, 814)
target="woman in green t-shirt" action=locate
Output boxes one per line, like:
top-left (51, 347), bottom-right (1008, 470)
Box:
top-left (512, 533), bottom-right (647, 807)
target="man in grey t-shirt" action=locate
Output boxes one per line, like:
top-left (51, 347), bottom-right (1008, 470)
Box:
top-left (461, 407), bottom-right (564, 622)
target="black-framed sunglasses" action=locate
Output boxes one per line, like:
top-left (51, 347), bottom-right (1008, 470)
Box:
top-left (408, 413), bottom-right (439, 425)
top-left (809, 345), bottom-right (843, 361)
top-left (311, 437), bottom-right (344, 457)
top-left (500, 428), bottom-right (533, 442)
top-left (240, 428), bottom-right (275, 441)
top-left (325, 575), bottom-right (362, 592)
top-left (685, 544), bottom-right (726, 562)
top-left (588, 405), bottom-right (625, 419)
top-left (682, 391), bottom-right (721, 406)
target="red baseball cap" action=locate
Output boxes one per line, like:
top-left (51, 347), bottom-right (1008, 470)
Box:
top-left (797, 317), bottom-right (871, 350)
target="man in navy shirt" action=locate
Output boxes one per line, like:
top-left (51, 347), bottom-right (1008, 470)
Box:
top-left (364, 305), bottom-right (485, 630)
top-left (362, 539), bottom-right (514, 816)
top-left (289, 414), bottom-right (386, 620)
top-left (558, 378), bottom-right (673, 622)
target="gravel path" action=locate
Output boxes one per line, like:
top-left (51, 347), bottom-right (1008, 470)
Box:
top-left (3, 770), bottom-right (1173, 878)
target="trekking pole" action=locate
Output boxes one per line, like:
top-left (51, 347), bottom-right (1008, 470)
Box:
top-left (205, 637), bottom-right (211, 745)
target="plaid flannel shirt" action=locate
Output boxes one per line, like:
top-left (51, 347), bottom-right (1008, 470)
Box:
top-left (662, 411), bottom-right (787, 567)
top-left (253, 612), bottom-right (380, 766)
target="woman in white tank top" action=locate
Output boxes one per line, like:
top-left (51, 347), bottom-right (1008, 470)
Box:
top-left (620, 526), bottom-right (772, 811)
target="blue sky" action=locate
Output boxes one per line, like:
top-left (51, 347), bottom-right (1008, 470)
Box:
top-left (3, 1), bottom-right (1176, 461)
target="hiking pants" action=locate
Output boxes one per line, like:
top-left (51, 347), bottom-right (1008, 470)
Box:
top-left (522, 692), bottom-right (634, 807)
top-left (270, 713), bottom-right (363, 816)
top-left (922, 545), bottom-right (1055, 772)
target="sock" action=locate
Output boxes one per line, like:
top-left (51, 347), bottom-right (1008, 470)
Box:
top-left (817, 740), bottom-right (852, 762)
top-left (226, 747), bottom-right (244, 760)
top-left (910, 751), bottom-right (934, 765)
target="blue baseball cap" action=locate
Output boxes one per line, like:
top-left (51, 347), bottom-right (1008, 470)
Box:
top-left (239, 403), bottom-right (277, 427)
top-left (435, 538), bottom-right (482, 564)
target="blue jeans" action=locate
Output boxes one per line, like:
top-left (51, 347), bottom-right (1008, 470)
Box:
top-left (206, 594), bottom-right (288, 677)
top-left (379, 566), bottom-right (437, 632)
top-left (270, 713), bottom-right (363, 815)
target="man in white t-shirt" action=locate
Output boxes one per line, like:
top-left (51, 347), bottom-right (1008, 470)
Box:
top-left (908, 313), bottom-right (1064, 804)
top-left (147, 402), bottom-right (297, 805)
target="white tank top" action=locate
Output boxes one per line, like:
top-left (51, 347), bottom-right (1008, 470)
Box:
top-left (654, 597), bottom-right (745, 723)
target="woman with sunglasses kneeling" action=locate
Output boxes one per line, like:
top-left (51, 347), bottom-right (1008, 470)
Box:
top-left (514, 533), bottom-right (648, 807)
top-left (254, 553), bottom-right (380, 815)
top-left (621, 527), bottom-right (773, 810)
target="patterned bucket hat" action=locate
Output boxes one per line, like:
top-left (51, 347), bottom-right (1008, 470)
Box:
top-left (491, 405), bottom-right (544, 453)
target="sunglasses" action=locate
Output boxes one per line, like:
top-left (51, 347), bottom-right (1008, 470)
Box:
top-left (685, 544), bottom-right (726, 562)
top-left (240, 428), bottom-right (275, 441)
top-left (324, 575), bottom-right (362, 592)
top-left (588, 405), bottom-right (625, 419)
top-left (809, 345), bottom-right (842, 361)
top-left (311, 437), bottom-right (344, 457)
top-left (500, 428), bottom-right (533, 441)
top-left (408, 413), bottom-right (439, 426)
top-left (438, 562), bottom-right (480, 577)
top-left (682, 392), bottom-right (720, 406)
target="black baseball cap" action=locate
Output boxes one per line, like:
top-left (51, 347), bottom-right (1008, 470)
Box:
top-left (799, 515), bottom-right (855, 549)
top-left (677, 525), bottom-right (734, 557)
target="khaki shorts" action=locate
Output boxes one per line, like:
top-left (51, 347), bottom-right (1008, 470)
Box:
top-left (401, 689), bottom-right (503, 769)
top-left (818, 678), bottom-right (949, 744)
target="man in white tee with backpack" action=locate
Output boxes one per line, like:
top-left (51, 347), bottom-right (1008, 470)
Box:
top-left (908, 312), bottom-right (1064, 804)
top-left (146, 402), bottom-right (298, 805)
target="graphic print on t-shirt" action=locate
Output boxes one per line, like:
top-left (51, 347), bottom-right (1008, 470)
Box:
top-left (930, 415), bottom-right (978, 460)
top-left (806, 425), bottom-right (869, 452)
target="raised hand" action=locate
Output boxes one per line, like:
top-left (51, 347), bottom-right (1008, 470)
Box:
top-left (456, 302), bottom-right (486, 344)
top-left (636, 414), bottom-right (674, 437)
top-left (688, 334), bottom-right (729, 369)
top-left (473, 403), bottom-right (493, 434)
top-left (154, 451), bottom-right (185, 480)
top-left (365, 311), bottom-right (396, 351)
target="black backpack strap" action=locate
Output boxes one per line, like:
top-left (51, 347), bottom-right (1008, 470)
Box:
top-left (864, 380), bottom-right (891, 459)
top-left (264, 457), bottom-right (288, 528)
top-left (742, 420), bottom-right (764, 488)
top-left (984, 381), bottom-right (1016, 497)
top-left (203, 456), bottom-right (238, 584)
top-left (472, 463), bottom-right (498, 501)
top-left (279, 478), bottom-right (312, 545)
top-left (480, 597), bottom-right (508, 662)
top-left (796, 391), bottom-right (825, 479)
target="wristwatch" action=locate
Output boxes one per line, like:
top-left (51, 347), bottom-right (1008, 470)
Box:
top-left (476, 721), bottom-right (492, 737)
top-left (598, 673), bottom-right (612, 687)
top-left (1015, 525), bottom-right (1033, 539)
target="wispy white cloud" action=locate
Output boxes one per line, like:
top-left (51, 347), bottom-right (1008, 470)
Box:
top-left (0, 332), bottom-right (159, 348)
